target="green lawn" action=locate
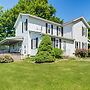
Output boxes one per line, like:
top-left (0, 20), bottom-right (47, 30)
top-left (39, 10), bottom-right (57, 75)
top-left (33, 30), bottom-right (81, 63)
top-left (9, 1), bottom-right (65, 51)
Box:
top-left (0, 59), bottom-right (90, 90)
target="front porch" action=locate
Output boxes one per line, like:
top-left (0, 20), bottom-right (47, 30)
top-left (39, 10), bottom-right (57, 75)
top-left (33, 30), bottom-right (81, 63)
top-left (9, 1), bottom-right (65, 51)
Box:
top-left (0, 37), bottom-right (23, 60)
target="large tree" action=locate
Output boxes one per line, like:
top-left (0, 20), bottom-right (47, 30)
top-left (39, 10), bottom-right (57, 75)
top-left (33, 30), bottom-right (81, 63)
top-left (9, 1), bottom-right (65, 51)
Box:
top-left (0, 0), bottom-right (63, 40)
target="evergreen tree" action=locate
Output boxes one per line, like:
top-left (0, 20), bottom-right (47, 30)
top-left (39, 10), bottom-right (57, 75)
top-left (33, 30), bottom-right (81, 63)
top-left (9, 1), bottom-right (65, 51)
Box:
top-left (35, 35), bottom-right (55, 63)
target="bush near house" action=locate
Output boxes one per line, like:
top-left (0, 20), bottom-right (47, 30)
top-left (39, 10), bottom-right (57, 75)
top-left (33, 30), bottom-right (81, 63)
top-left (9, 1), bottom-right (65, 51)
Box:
top-left (0, 55), bottom-right (14, 63)
top-left (35, 35), bottom-right (55, 63)
top-left (52, 48), bottom-right (63, 59)
top-left (75, 49), bottom-right (88, 58)
top-left (88, 49), bottom-right (90, 57)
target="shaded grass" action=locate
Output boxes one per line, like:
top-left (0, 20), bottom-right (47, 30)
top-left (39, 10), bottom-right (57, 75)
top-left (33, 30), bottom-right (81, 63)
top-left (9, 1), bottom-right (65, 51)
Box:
top-left (0, 59), bottom-right (90, 90)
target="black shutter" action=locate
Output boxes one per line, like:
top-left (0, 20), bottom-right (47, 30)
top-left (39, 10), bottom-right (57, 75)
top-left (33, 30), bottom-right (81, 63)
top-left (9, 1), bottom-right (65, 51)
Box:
top-left (82, 27), bottom-right (84, 36)
top-left (51, 25), bottom-right (53, 35)
top-left (26, 19), bottom-right (28, 31)
top-left (61, 27), bottom-right (63, 36)
top-left (57, 26), bottom-right (58, 36)
top-left (59, 39), bottom-right (61, 49)
top-left (46, 23), bottom-right (48, 33)
top-left (36, 38), bottom-right (38, 48)
top-left (31, 39), bottom-right (33, 49)
top-left (22, 23), bottom-right (23, 33)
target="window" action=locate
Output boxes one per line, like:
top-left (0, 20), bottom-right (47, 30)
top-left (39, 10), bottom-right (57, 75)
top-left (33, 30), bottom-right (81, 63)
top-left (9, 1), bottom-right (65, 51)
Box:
top-left (85, 29), bottom-right (87, 37)
top-left (46, 23), bottom-right (52, 34)
top-left (79, 42), bottom-right (81, 49)
top-left (58, 27), bottom-right (61, 36)
top-left (48, 24), bottom-right (51, 33)
top-left (57, 27), bottom-right (61, 36)
top-left (31, 38), bottom-right (38, 49)
top-left (82, 27), bottom-right (87, 37)
top-left (82, 42), bottom-right (84, 49)
top-left (13, 45), bottom-right (14, 49)
top-left (85, 43), bottom-right (87, 49)
top-left (75, 41), bottom-right (78, 49)
top-left (56, 39), bottom-right (58, 48)
top-left (63, 41), bottom-right (66, 52)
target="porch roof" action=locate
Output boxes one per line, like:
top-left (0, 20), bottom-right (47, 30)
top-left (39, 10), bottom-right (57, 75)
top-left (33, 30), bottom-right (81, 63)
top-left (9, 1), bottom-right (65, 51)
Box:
top-left (0, 37), bottom-right (23, 45)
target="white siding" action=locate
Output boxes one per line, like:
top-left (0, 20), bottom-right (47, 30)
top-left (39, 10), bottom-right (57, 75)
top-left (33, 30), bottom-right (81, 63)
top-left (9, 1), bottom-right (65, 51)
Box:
top-left (62, 40), bottom-right (74, 56)
top-left (72, 21), bottom-right (88, 49)
top-left (63, 24), bottom-right (73, 39)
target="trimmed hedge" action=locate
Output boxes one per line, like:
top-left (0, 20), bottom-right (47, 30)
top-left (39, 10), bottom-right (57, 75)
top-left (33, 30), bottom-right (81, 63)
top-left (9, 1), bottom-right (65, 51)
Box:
top-left (0, 55), bottom-right (14, 63)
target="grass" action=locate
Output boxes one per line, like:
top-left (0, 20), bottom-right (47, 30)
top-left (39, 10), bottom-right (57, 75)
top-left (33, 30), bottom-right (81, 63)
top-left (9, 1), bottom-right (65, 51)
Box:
top-left (0, 59), bottom-right (90, 90)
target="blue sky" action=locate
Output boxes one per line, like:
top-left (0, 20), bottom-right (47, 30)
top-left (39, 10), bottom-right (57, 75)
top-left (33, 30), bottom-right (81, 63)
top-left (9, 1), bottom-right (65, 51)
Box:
top-left (0, 0), bottom-right (90, 22)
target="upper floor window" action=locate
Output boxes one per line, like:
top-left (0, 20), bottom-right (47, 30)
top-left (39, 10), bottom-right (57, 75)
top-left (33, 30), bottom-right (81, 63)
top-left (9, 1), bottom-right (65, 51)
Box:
top-left (48, 24), bottom-right (51, 33)
top-left (46, 23), bottom-right (53, 35)
top-left (57, 26), bottom-right (61, 36)
top-left (82, 27), bottom-right (87, 37)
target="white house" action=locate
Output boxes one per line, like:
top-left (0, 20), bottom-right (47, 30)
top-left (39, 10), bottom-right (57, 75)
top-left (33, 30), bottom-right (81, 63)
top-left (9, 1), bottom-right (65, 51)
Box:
top-left (0, 13), bottom-right (89, 59)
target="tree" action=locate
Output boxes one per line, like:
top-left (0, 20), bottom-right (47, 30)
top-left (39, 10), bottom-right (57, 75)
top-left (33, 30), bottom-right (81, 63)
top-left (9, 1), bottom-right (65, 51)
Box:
top-left (0, 0), bottom-right (62, 40)
top-left (35, 35), bottom-right (55, 63)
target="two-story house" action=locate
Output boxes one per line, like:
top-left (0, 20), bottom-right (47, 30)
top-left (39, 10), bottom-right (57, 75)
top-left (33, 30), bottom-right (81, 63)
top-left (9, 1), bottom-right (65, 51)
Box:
top-left (0, 13), bottom-right (89, 59)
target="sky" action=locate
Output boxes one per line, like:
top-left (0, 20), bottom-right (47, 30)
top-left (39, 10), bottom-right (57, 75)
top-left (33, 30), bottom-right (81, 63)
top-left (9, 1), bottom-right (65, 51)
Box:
top-left (0, 0), bottom-right (90, 22)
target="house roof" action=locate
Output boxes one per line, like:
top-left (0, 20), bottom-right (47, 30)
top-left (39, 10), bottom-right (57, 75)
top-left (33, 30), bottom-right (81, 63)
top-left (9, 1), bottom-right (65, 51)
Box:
top-left (14, 13), bottom-right (62, 28)
top-left (63, 17), bottom-right (90, 28)
top-left (0, 37), bottom-right (23, 45)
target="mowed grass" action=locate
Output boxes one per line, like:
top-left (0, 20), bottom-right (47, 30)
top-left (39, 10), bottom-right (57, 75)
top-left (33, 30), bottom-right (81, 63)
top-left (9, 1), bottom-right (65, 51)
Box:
top-left (0, 59), bottom-right (90, 90)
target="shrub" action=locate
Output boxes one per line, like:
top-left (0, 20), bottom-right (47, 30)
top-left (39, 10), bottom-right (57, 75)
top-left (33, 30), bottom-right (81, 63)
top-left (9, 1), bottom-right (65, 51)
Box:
top-left (52, 48), bottom-right (63, 59)
top-left (35, 51), bottom-right (55, 63)
top-left (75, 49), bottom-right (88, 58)
top-left (88, 49), bottom-right (90, 57)
top-left (0, 55), bottom-right (14, 63)
top-left (35, 35), bottom-right (54, 63)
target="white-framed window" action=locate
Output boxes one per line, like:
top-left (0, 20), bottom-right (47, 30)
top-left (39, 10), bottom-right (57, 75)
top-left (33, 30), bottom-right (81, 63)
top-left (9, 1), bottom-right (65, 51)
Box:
top-left (75, 41), bottom-right (78, 49)
top-left (31, 38), bottom-right (38, 49)
top-left (58, 27), bottom-right (61, 36)
top-left (47, 24), bottom-right (51, 34)
top-left (55, 39), bottom-right (58, 48)
top-left (82, 27), bottom-right (87, 37)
